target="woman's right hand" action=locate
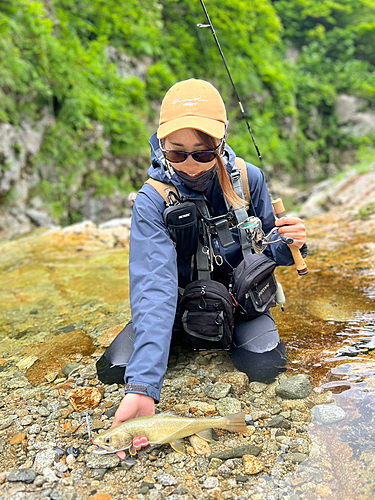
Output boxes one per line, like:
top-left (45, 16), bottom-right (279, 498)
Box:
top-left (111, 392), bottom-right (155, 459)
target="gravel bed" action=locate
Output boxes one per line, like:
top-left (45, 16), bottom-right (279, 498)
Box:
top-left (0, 348), bottom-right (349, 499)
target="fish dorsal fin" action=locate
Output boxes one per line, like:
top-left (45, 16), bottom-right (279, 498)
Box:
top-left (196, 429), bottom-right (214, 442)
top-left (158, 409), bottom-right (179, 416)
top-left (170, 439), bottom-right (185, 454)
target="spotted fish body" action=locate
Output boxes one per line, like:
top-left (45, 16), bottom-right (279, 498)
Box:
top-left (92, 411), bottom-right (247, 454)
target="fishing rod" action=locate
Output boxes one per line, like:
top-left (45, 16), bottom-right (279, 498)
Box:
top-left (197, 0), bottom-right (308, 276)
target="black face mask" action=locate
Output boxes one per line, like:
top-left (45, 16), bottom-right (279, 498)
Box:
top-left (173, 164), bottom-right (217, 192)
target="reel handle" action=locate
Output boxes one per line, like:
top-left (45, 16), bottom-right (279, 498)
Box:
top-left (272, 198), bottom-right (308, 276)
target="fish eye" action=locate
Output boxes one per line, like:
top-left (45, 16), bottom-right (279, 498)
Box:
top-left (105, 437), bottom-right (111, 444)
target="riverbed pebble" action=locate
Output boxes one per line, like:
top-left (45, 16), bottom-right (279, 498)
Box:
top-left (8, 468), bottom-right (37, 483)
top-left (215, 397), bottom-right (242, 415)
top-left (204, 382), bottom-right (231, 399)
top-left (311, 403), bottom-right (347, 424)
top-left (275, 374), bottom-right (312, 399)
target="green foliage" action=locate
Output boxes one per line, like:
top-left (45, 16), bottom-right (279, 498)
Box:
top-left (0, 0), bottom-right (375, 224)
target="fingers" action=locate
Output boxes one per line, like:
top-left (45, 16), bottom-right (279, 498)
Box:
top-left (117, 451), bottom-right (126, 459)
top-left (275, 217), bottom-right (306, 248)
top-left (133, 436), bottom-right (149, 450)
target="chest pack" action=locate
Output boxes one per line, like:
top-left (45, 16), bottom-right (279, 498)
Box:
top-left (145, 158), bottom-right (279, 350)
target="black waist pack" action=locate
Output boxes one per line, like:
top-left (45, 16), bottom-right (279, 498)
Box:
top-left (163, 201), bottom-right (198, 259)
top-left (179, 280), bottom-right (235, 351)
top-left (232, 253), bottom-right (277, 320)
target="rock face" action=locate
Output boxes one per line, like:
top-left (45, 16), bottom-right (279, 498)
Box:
top-left (298, 166), bottom-right (375, 219)
top-left (335, 94), bottom-right (375, 137)
top-left (0, 114), bottom-right (53, 196)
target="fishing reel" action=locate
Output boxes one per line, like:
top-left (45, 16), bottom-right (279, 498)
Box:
top-left (238, 216), bottom-right (294, 254)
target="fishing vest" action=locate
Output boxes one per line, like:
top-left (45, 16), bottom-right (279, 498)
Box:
top-left (144, 157), bottom-right (279, 350)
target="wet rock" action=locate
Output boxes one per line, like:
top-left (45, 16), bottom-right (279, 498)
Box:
top-left (62, 363), bottom-right (81, 377)
top-left (216, 463), bottom-right (231, 478)
top-left (196, 457), bottom-right (208, 474)
top-left (249, 381), bottom-right (267, 393)
top-left (189, 435), bottom-right (211, 455)
top-left (43, 467), bottom-right (58, 482)
top-left (89, 494), bottom-right (112, 500)
top-left (165, 452), bottom-right (185, 464)
top-left (37, 406), bottom-right (50, 417)
top-left (103, 383), bottom-right (118, 393)
top-left (9, 433), bottom-right (27, 445)
top-left (80, 365), bottom-right (98, 380)
top-left (215, 397), bottom-right (242, 415)
top-left (209, 458), bottom-right (223, 469)
top-left (313, 391), bottom-right (335, 405)
top-left (0, 417), bottom-right (15, 430)
top-left (275, 374), bottom-right (312, 400)
top-left (291, 409), bottom-right (312, 422)
top-left (217, 372), bottom-right (249, 394)
top-left (157, 473), bottom-right (177, 486)
top-left (6, 377), bottom-right (29, 389)
top-left (208, 445), bottom-right (262, 460)
top-left (29, 423), bottom-right (41, 434)
top-left (188, 401), bottom-right (217, 415)
top-left (85, 454), bottom-right (120, 469)
top-left (282, 452), bottom-right (309, 463)
top-left (205, 382), bottom-right (231, 400)
top-left (45, 372), bottom-right (59, 383)
top-left (104, 405), bottom-right (119, 419)
top-left (251, 410), bottom-right (270, 422)
top-left (202, 476), bottom-right (219, 489)
top-left (311, 404), bottom-right (346, 424)
top-left (242, 455), bottom-right (265, 475)
top-left (68, 387), bottom-right (102, 412)
top-left (235, 475), bottom-right (248, 483)
top-left (173, 403), bottom-right (189, 414)
top-left (266, 415), bottom-right (291, 429)
top-left (48, 410), bottom-right (62, 421)
top-left (8, 468), bottom-right (37, 483)
top-left (66, 455), bottom-right (76, 466)
top-left (289, 438), bottom-right (310, 454)
top-left (34, 450), bottom-right (60, 474)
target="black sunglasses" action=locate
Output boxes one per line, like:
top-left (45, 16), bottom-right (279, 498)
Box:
top-left (160, 137), bottom-right (224, 164)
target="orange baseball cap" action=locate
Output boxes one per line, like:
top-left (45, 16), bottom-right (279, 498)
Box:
top-left (157, 79), bottom-right (227, 140)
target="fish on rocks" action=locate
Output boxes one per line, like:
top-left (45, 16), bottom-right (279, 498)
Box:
top-left (91, 410), bottom-right (247, 455)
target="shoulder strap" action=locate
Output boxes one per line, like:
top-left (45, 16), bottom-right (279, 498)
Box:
top-left (234, 157), bottom-right (250, 209)
top-left (144, 178), bottom-right (178, 204)
top-left (228, 158), bottom-right (253, 258)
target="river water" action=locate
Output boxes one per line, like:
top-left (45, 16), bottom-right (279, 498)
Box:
top-left (0, 208), bottom-right (374, 497)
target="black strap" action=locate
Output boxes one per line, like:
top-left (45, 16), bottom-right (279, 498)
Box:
top-left (194, 200), bottom-right (212, 280)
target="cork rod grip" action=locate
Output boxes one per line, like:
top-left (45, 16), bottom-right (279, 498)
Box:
top-left (271, 198), bottom-right (308, 276)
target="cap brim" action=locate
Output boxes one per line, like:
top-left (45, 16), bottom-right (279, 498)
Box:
top-left (157, 116), bottom-right (225, 139)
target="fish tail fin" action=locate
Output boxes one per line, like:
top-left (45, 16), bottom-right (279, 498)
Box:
top-left (221, 412), bottom-right (247, 433)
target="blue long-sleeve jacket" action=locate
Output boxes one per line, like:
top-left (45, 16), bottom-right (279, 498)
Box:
top-left (124, 133), bottom-right (306, 402)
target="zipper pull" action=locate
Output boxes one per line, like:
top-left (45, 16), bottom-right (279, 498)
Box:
top-left (199, 286), bottom-right (207, 309)
top-left (229, 292), bottom-right (238, 307)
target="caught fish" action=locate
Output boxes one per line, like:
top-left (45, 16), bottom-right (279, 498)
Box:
top-left (91, 410), bottom-right (247, 455)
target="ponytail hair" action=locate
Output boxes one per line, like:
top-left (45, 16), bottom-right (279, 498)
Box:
top-left (194, 130), bottom-right (246, 209)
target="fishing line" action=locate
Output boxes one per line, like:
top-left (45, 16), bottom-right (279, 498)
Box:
top-left (197, 0), bottom-right (268, 183)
